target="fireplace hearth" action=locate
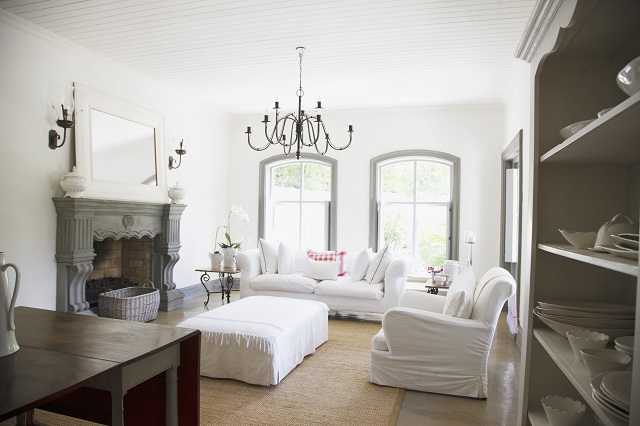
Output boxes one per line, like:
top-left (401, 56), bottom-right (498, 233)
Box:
top-left (53, 197), bottom-right (186, 314)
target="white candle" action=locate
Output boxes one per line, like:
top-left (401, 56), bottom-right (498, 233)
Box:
top-left (465, 231), bottom-right (476, 244)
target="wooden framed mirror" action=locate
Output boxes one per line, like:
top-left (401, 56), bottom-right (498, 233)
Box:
top-left (74, 83), bottom-right (168, 203)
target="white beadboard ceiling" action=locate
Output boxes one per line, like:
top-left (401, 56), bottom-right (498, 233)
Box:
top-left (1, 0), bottom-right (536, 113)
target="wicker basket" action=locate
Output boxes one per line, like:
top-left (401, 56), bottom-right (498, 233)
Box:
top-left (98, 281), bottom-right (160, 322)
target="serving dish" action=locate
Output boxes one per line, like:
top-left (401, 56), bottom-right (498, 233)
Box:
top-left (558, 229), bottom-right (596, 249)
top-left (541, 395), bottom-right (585, 426)
top-left (566, 330), bottom-right (609, 360)
top-left (537, 301), bottom-right (635, 315)
top-left (559, 119), bottom-right (595, 140)
top-left (580, 348), bottom-right (631, 377)
top-left (610, 233), bottom-right (638, 250)
top-left (533, 309), bottom-right (634, 340)
top-left (617, 55), bottom-right (640, 96)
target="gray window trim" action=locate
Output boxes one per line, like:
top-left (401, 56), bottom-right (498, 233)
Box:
top-left (369, 150), bottom-right (460, 261)
top-left (259, 154), bottom-right (338, 250)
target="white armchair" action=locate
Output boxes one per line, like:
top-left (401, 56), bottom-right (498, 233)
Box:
top-left (369, 266), bottom-right (516, 398)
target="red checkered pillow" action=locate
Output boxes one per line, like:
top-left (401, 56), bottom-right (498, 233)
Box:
top-left (306, 249), bottom-right (347, 276)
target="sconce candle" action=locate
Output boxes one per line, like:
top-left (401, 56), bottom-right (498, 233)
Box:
top-left (168, 139), bottom-right (187, 170)
top-left (49, 85), bottom-right (76, 150)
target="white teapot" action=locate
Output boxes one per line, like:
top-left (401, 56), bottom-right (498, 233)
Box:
top-left (442, 260), bottom-right (461, 283)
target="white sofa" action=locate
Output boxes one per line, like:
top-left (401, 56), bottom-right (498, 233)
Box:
top-left (236, 247), bottom-right (410, 314)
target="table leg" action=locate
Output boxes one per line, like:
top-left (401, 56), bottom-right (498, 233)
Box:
top-left (200, 272), bottom-right (211, 306)
top-left (166, 365), bottom-right (179, 426)
top-left (226, 275), bottom-right (234, 303)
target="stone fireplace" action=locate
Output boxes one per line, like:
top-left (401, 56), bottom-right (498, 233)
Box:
top-left (53, 197), bottom-right (186, 314)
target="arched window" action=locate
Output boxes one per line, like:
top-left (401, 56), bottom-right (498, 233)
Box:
top-left (370, 150), bottom-right (460, 272)
top-left (259, 154), bottom-right (337, 250)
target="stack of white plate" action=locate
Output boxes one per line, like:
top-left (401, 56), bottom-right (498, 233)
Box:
top-left (614, 336), bottom-right (634, 356)
top-left (591, 371), bottom-right (631, 425)
top-left (533, 300), bottom-right (635, 339)
top-left (599, 233), bottom-right (639, 260)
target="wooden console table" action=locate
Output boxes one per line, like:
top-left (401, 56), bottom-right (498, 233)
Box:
top-left (0, 307), bottom-right (200, 425)
top-left (196, 266), bottom-right (240, 306)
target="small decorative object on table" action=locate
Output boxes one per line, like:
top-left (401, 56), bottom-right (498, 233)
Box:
top-left (215, 205), bottom-right (249, 269)
top-left (209, 251), bottom-right (223, 268)
top-left (98, 281), bottom-right (159, 322)
top-left (0, 252), bottom-right (21, 357)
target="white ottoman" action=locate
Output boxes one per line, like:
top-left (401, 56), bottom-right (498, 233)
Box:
top-left (177, 296), bottom-right (328, 385)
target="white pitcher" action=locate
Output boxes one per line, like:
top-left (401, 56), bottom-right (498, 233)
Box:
top-left (443, 260), bottom-right (461, 283)
top-left (0, 252), bottom-right (21, 357)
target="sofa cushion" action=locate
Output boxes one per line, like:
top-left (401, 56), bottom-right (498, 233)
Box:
top-left (442, 266), bottom-right (476, 315)
top-left (304, 259), bottom-right (341, 280)
top-left (250, 273), bottom-right (317, 294)
top-left (443, 289), bottom-right (472, 318)
top-left (365, 245), bottom-right (394, 284)
top-left (351, 248), bottom-right (373, 281)
top-left (259, 239), bottom-right (280, 274)
top-left (314, 278), bottom-right (384, 300)
top-left (372, 329), bottom-right (388, 351)
top-left (307, 249), bottom-right (347, 276)
top-left (278, 242), bottom-right (295, 274)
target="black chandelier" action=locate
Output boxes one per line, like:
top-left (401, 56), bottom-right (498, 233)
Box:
top-left (246, 47), bottom-right (353, 160)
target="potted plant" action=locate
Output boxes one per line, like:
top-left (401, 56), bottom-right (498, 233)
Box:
top-left (215, 205), bottom-right (249, 269)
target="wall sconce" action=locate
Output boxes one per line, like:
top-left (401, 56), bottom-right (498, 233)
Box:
top-left (168, 139), bottom-right (187, 170)
top-left (465, 231), bottom-right (476, 267)
top-left (49, 85), bottom-right (75, 150)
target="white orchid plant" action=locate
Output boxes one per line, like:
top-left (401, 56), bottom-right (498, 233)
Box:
top-left (215, 205), bottom-right (249, 252)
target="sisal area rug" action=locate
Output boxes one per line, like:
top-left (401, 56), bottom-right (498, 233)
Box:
top-left (20, 319), bottom-right (403, 426)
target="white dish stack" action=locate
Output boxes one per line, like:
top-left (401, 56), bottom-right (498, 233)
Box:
top-left (591, 371), bottom-right (632, 425)
top-left (614, 336), bottom-right (634, 356)
top-left (533, 300), bottom-right (636, 340)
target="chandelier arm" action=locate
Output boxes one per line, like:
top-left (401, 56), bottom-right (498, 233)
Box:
top-left (247, 129), bottom-right (273, 151)
top-left (299, 115), bottom-right (318, 147)
top-left (324, 121), bottom-right (354, 151)
top-left (280, 115), bottom-right (298, 147)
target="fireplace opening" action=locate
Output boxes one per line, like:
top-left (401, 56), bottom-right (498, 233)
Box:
top-left (87, 236), bottom-right (153, 307)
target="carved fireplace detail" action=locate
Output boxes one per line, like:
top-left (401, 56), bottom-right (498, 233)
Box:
top-left (53, 197), bottom-right (186, 314)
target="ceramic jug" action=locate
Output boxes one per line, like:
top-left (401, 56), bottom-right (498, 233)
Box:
top-left (443, 260), bottom-right (461, 283)
top-left (0, 252), bottom-right (21, 357)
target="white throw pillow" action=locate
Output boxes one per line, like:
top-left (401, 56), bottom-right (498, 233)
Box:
top-left (442, 266), bottom-right (476, 315)
top-left (443, 290), bottom-right (472, 318)
top-left (304, 259), bottom-right (340, 280)
top-left (351, 248), bottom-right (373, 281)
top-left (258, 239), bottom-right (280, 274)
top-left (278, 243), bottom-right (294, 274)
top-left (364, 245), bottom-right (394, 284)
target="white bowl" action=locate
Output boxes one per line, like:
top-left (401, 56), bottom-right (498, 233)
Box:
top-left (566, 330), bottom-right (609, 361)
top-left (558, 230), bottom-right (597, 249)
top-left (617, 55), bottom-right (640, 96)
top-left (597, 107), bottom-right (613, 117)
top-left (541, 395), bottom-right (586, 426)
top-left (559, 120), bottom-right (595, 140)
top-left (580, 348), bottom-right (632, 377)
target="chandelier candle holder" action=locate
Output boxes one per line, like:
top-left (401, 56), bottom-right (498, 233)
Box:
top-left (246, 47), bottom-right (353, 160)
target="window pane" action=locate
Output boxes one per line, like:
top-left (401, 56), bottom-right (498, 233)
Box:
top-left (380, 204), bottom-right (413, 255)
top-left (302, 163), bottom-right (331, 201)
top-left (416, 204), bottom-right (448, 270)
top-left (272, 202), bottom-right (300, 247)
top-left (272, 163), bottom-right (300, 201)
top-left (416, 161), bottom-right (451, 202)
top-left (380, 162), bottom-right (414, 202)
top-left (301, 202), bottom-right (328, 249)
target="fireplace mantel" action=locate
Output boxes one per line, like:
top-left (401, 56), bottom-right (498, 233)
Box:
top-left (53, 197), bottom-right (186, 314)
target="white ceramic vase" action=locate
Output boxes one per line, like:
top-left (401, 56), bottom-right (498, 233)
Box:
top-left (168, 182), bottom-right (186, 204)
top-left (209, 252), bottom-right (223, 268)
top-left (60, 166), bottom-right (88, 198)
top-left (0, 252), bottom-right (21, 357)
top-left (221, 248), bottom-right (238, 269)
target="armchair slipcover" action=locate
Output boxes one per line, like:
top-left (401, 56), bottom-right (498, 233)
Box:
top-left (369, 267), bottom-right (516, 398)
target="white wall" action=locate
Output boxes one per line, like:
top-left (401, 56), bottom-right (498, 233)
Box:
top-left (229, 104), bottom-right (505, 278)
top-left (0, 13), bottom-right (229, 310)
top-left (503, 60), bottom-right (533, 324)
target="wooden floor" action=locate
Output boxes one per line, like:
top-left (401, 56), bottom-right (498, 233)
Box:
top-left (153, 291), bottom-right (521, 426)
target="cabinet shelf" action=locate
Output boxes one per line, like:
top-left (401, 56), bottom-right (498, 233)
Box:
top-left (538, 243), bottom-right (638, 277)
top-left (533, 328), bottom-right (624, 426)
top-left (540, 91), bottom-right (640, 165)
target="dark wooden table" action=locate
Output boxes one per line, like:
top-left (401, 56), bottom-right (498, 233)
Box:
top-left (0, 307), bottom-right (201, 425)
top-left (196, 266), bottom-right (240, 306)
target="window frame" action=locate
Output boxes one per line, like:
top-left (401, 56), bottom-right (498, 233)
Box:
top-left (369, 150), bottom-right (460, 269)
top-left (259, 154), bottom-right (338, 250)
